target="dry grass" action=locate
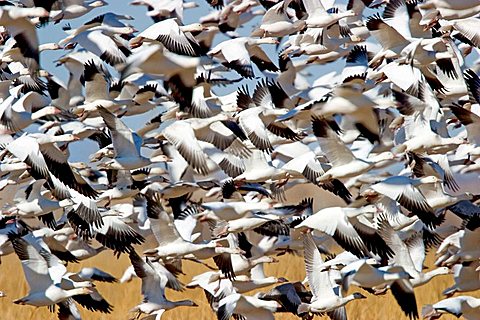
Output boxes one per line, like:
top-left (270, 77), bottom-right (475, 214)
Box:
top-left (0, 250), bottom-right (478, 320)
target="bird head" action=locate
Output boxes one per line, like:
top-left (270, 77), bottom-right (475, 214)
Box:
top-left (352, 292), bottom-right (367, 300)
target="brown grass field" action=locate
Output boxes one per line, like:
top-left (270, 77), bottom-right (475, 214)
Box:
top-left (0, 249), bottom-right (478, 320)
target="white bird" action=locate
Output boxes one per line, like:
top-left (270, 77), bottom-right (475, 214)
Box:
top-left (303, 0), bottom-right (355, 28)
top-left (61, 25), bottom-right (135, 66)
top-left (311, 116), bottom-right (394, 181)
top-left (9, 233), bottom-right (93, 307)
top-left (369, 175), bottom-right (442, 228)
top-left (251, 0), bottom-right (306, 38)
top-left (208, 37), bottom-right (279, 78)
top-left (97, 106), bottom-right (169, 170)
top-left (0, 6), bottom-right (50, 70)
top-left (128, 250), bottom-right (197, 318)
top-left (48, 1), bottom-right (108, 22)
top-left (422, 296), bottom-right (480, 320)
top-left (131, 18), bottom-right (204, 56)
top-left (298, 233), bottom-right (366, 315)
top-left (379, 219), bottom-right (451, 288)
top-left (217, 293), bottom-right (281, 320)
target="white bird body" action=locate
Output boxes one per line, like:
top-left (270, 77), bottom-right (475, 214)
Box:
top-left (217, 293), bottom-right (280, 320)
top-left (10, 234), bottom-right (93, 307)
top-left (201, 201), bottom-right (272, 221)
top-left (423, 296), bottom-right (480, 320)
top-left (50, 1), bottom-right (107, 21)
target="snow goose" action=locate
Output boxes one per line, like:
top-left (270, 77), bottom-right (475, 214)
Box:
top-left (120, 43), bottom-right (199, 110)
top-left (315, 84), bottom-right (381, 143)
top-left (232, 276), bottom-right (287, 294)
top-left (278, 152), bottom-right (352, 203)
top-left (419, 0), bottom-right (480, 20)
top-left (190, 271), bottom-right (286, 297)
top-left (378, 219), bottom-right (451, 288)
top-left (128, 250), bottom-right (198, 318)
top-left (0, 6), bottom-right (49, 70)
top-left (298, 233), bottom-right (366, 316)
top-left (283, 25), bottom-right (354, 57)
top-left (161, 113), bottom-right (250, 175)
top-left (422, 296), bottom-right (480, 320)
top-left (117, 84), bottom-right (159, 116)
top-left (251, 0), bottom-right (306, 38)
top-left (43, 76), bottom-right (72, 111)
top-left (311, 116), bottom-right (394, 181)
top-left (340, 259), bottom-right (419, 319)
top-left (439, 18), bottom-right (480, 49)
top-left (84, 210), bottom-right (145, 254)
top-left (120, 259), bottom-right (183, 292)
top-left (369, 175), bottom-right (443, 228)
top-left (80, 12), bottom-right (134, 31)
top-left (79, 60), bottom-right (111, 105)
top-left (406, 152), bottom-right (460, 192)
top-left (142, 190), bottom-right (219, 258)
top-left (6, 179), bottom-right (73, 218)
top-left (340, 259), bottom-right (412, 291)
top-left (208, 37), bottom-right (279, 78)
top-left (60, 25), bottom-right (135, 66)
top-left (340, 45), bottom-right (370, 84)
top-left (6, 135), bottom-right (98, 198)
top-left (97, 106), bottom-right (169, 170)
top-left (255, 282), bottom-right (312, 317)
top-left (295, 205), bottom-right (394, 259)
top-left (365, 4), bottom-right (451, 73)
top-left (130, 18), bottom-right (204, 56)
top-left (392, 93), bottom-right (466, 155)
top-left (364, 13), bottom-right (410, 68)
top-left (68, 267), bottom-right (117, 283)
top-left (59, 269), bottom-right (114, 314)
top-left (397, 39), bottom-right (455, 77)
top-left (0, 93), bottom-right (60, 134)
top-left (217, 293), bottom-right (281, 320)
top-left (130, 0), bottom-right (194, 23)
top-left (450, 103), bottom-right (480, 146)
top-left (209, 232), bottom-right (279, 281)
top-left (303, 0), bottom-right (355, 28)
top-left (200, 200), bottom-right (273, 221)
top-left (416, 180), bottom-right (473, 211)
top-left (418, 0), bottom-right (480, 11)
top-left (9, 232), bottom-right (93, 307)
top-left (435, 227), bottom-right (480, 267)
top-left (49, 0), bottom-right (108, 22)
top-left (443, 260), bottom-right (480, 296)
top-left (54, 50), bottom-right (106, 105)
top-left (0, 38), bottom-right (61, 72)
top-left (212, 1), bottom-right (264, 35)
top-left (65, 236), bottom-right (107, 261)
top-left (235, 83), bottom-right (302, 152)
top-left (232, 150), bottom-right (290, 183)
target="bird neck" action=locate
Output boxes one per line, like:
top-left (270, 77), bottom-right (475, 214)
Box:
top-left (257, 299), bottom-right (280, 311)
top-left (174, 300), bottom-right (195, 307)
top-left (50, 134), bottom-right (76, 143)
top-left (383, 273), bottom-right (406, 281)
top-left (250, 256), bottom-right (271, 265)
top-left (425, 268), bottom-right (449, 279)
top-left (344, 294), bottom-right (359, 303)
top-left (254, 277), bottom-right (277, 285)
top-left (66, 287), bottom-right (89, 298)
top-left (468, 298), bottom-right (480, 308)
top-left (32, 107), bottom-right (58, 120)
top-left (343, 206), bottom-right (375, 218)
